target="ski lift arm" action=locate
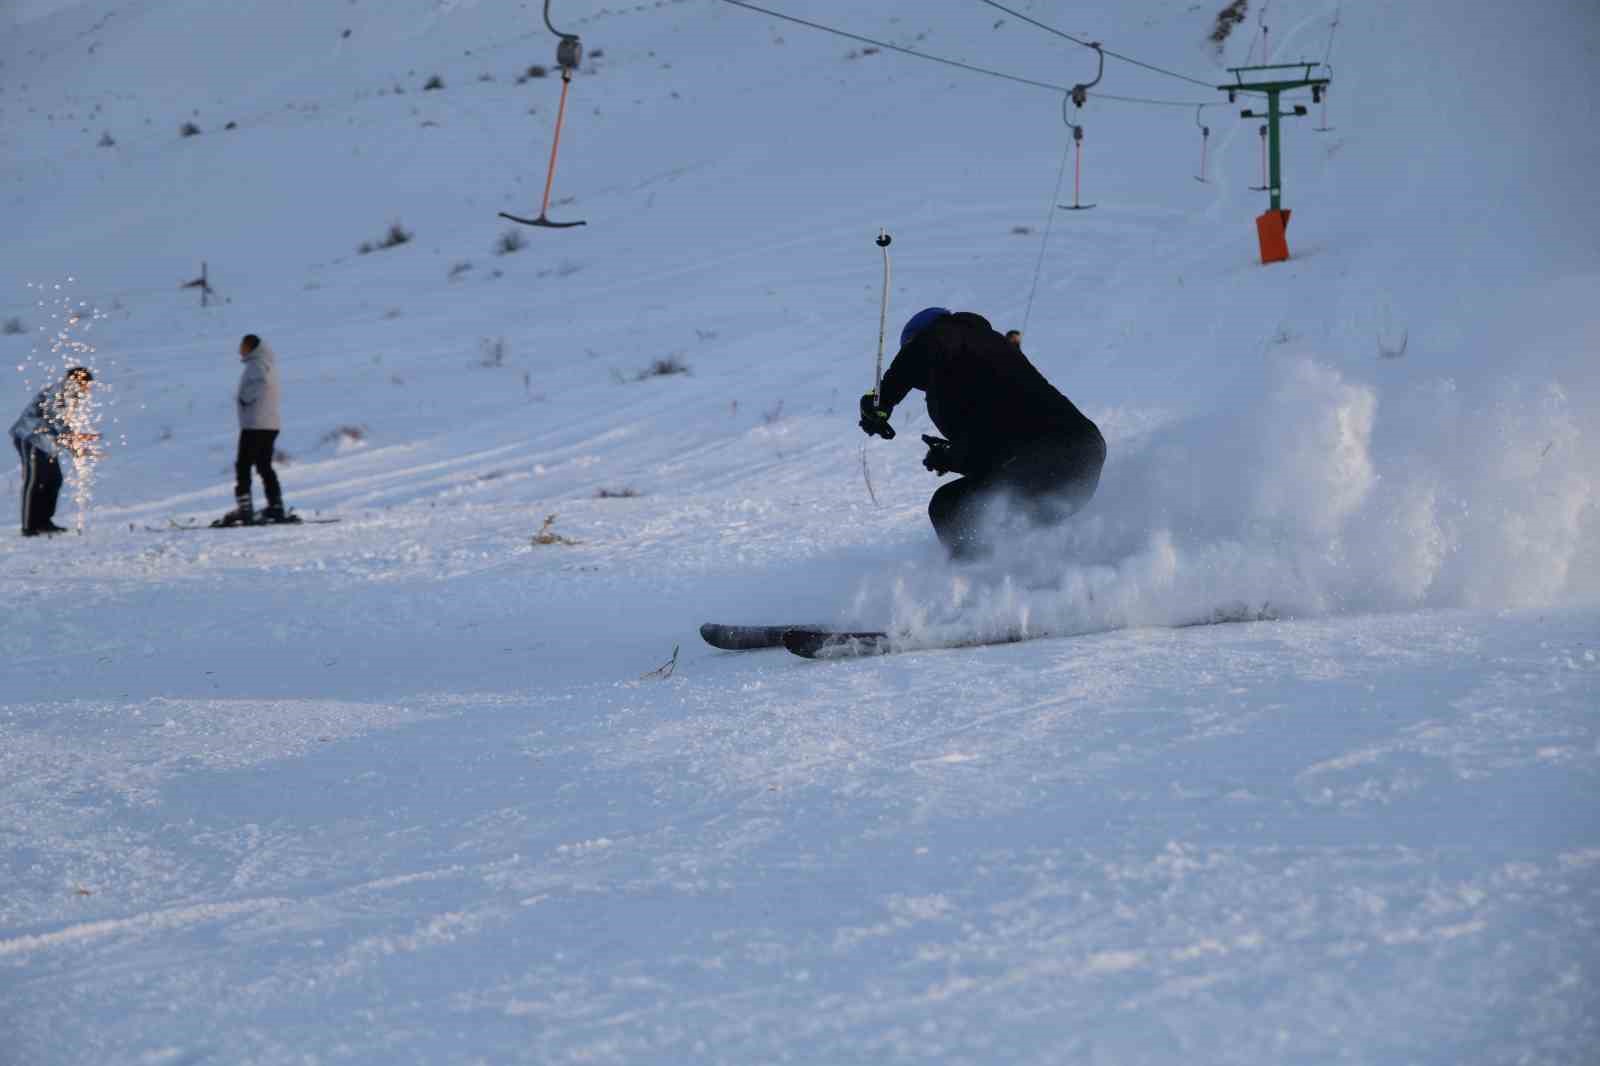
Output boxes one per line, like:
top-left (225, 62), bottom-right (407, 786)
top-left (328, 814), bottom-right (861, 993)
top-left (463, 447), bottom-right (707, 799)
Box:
top-left (1068, 42), bottom-right (1103, 108)
top-left (544, 0), bottom-right (583, 70)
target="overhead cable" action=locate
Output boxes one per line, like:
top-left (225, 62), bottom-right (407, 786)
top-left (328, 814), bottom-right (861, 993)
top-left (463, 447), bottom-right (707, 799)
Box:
top-left (977, 0), bottom-right (1217, 90)
top-left (719, 0), bottom-right (1213, 107)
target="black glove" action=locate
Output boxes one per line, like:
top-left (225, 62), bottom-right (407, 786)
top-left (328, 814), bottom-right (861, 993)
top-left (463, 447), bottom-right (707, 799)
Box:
top-left (922, 434), bottom-right (954, 474)
top-left (859, 393), bottom-right (895, 440)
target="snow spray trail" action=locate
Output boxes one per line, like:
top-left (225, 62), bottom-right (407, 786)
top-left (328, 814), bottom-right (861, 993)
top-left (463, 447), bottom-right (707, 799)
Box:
top-left (854, 351), bottom-right (1599, 644)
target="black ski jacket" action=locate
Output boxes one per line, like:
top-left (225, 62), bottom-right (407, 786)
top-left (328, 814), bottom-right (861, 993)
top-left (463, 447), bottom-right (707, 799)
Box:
top-left (878, 312), bottom-right (1101, 478)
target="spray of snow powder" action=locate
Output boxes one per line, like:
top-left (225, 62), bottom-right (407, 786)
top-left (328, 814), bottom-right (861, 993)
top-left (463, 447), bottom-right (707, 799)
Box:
top-left (852, 309), bottom-right (1599, 644)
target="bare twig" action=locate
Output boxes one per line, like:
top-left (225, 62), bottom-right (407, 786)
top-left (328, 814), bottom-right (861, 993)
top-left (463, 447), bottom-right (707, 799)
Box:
top-left (640, 644), bottom-right (679, 680)
top-left (531, 514), bottom-right (580, 546)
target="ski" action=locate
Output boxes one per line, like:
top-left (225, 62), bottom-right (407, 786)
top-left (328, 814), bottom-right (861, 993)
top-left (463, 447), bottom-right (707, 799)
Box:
top-left (699, 622), bottom-right (834, 651)
top-left (783, 604), bottom-right (1280, 661)
top-left (702, 623), bottom-right (828, 651)
top-left (146, 516), bottom-right (341, 532)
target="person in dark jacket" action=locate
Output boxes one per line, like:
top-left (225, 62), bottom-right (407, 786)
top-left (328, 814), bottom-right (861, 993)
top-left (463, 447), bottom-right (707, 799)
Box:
top-left (859, 308), bottom-right (1105, 558)
top-left (10, 366), bottom-right (97, 536)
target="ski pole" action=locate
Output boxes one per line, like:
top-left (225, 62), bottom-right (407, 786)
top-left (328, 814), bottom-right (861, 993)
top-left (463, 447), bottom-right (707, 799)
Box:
top-left (874, 229), bottom-right (892, 402)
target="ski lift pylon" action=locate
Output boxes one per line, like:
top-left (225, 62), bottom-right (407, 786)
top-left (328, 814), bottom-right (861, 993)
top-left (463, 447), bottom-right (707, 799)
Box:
top-left (499, 0), bottom-right (587, 229)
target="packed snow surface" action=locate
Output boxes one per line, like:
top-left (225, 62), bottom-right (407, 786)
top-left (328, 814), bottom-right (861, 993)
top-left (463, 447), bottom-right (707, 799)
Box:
top-left (2, 1), bottom-right (1597, 1062)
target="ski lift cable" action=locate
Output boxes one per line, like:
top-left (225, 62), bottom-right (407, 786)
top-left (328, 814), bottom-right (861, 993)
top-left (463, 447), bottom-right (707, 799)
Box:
top-left (720, 0), bottom-right (1214, 107)
top-left (1021, 132), bottom-right (1073, 334)
top-left (976, 0), bottom-right (1218, 90)
top-left (719, 0), bottom-right (1074, 94)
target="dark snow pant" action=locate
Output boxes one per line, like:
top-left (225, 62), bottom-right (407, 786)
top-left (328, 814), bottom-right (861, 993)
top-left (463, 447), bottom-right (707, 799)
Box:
top-left (234, 429), bottom-right (282, 510)
top-left (14, 435), bottom-right (63, 533)
top-left (928, 431), bottom-right (1106, 559)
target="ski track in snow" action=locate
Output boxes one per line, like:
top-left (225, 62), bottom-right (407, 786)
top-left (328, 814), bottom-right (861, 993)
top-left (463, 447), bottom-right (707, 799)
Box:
top-left (2, 0), bottom-right (1599, 1062)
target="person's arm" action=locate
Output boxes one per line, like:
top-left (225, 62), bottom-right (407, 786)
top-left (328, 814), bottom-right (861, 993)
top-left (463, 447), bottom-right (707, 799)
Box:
top-left (876, 331), bottom-right (935, 415)
top-left (237, 361), bottom-right (264, 409)
top-left (13, 396), bottom-right (46, 452)
top-left (16, 391), bottom-right (68, 456)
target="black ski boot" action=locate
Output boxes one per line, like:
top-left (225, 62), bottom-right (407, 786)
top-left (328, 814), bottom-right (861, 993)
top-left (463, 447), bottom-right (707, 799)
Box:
top-left (258, 503), bottom-right (296, 524)
top-left (213, 494), bottom-right (255, 528)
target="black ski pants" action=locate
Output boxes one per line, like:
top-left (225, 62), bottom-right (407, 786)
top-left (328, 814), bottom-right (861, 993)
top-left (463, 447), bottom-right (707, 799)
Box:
top-left (14, 435), bottom-right (64, 533)
top-left (928, 431), bottom-right (1106, 558)
top-left (235, 429), bottom-right (282, 507)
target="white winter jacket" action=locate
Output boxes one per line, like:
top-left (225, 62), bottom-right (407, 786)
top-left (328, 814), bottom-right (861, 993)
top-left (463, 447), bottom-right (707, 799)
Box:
top-left (237, 341), bottom-right (282, 430)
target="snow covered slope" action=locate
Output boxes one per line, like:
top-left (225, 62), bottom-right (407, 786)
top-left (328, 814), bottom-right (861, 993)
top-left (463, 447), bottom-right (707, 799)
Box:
top-left (2, 1), bottom-right (1597, 1063)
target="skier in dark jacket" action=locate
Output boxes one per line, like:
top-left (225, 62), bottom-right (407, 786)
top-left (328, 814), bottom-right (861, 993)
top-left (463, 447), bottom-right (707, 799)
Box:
top-left (859, 308), bottom-right (1105, 558)
top-left (10, 366), bottom-right (98, 536)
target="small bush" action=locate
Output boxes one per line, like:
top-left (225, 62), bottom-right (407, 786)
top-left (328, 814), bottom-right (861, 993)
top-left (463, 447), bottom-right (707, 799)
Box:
top-left (224, 120), bottom-right (237, 130)
top-left (526, 64), bottom-right (549, 79)
top-left (495, 228), bottom-right (526, 256)
top-left (318, 425), bottom-right (368, 450)
top-left (97, 131), bottom-right (115, 147)
top-left (362, 222), bottom-right (413, 255)
top-left (590, 48), bottom-right (605, 59)
top-left (1210, 0), bottom-right (1250, 45)
top-left (448, 260), bottom-right (474, 280)
top-left (423, 74), bottom-right (445, 91)
top-left (595, 487), bottom-right (640, 499)
top-left (479, 336), bottom-right (508, 367)
top-left (2, 317), bottom-right (26, 335)
top-left (633, 355), bottom-right (689, 380)
top-left (531, 514), bottom-right (579, 546)
top-left (179, 121), bottom-right (201, 137)
top-left (478, 72), bottom-right (496, 83)
top-left (1011, 225), bottom-right (1033, 235)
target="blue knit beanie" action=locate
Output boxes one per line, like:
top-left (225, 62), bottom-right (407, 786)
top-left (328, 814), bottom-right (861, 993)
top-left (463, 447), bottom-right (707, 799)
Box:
top-left (900, 307), bottom-right (950, 349)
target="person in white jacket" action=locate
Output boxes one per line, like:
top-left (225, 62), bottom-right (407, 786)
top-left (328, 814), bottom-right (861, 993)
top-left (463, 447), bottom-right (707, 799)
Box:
top-left (216, 333), bottom-right (288, 525)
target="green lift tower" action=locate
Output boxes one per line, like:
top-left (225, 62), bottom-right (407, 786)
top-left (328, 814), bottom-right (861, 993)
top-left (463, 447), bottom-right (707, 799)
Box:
top-left (1219, 62), bottom-right (1331, 263)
